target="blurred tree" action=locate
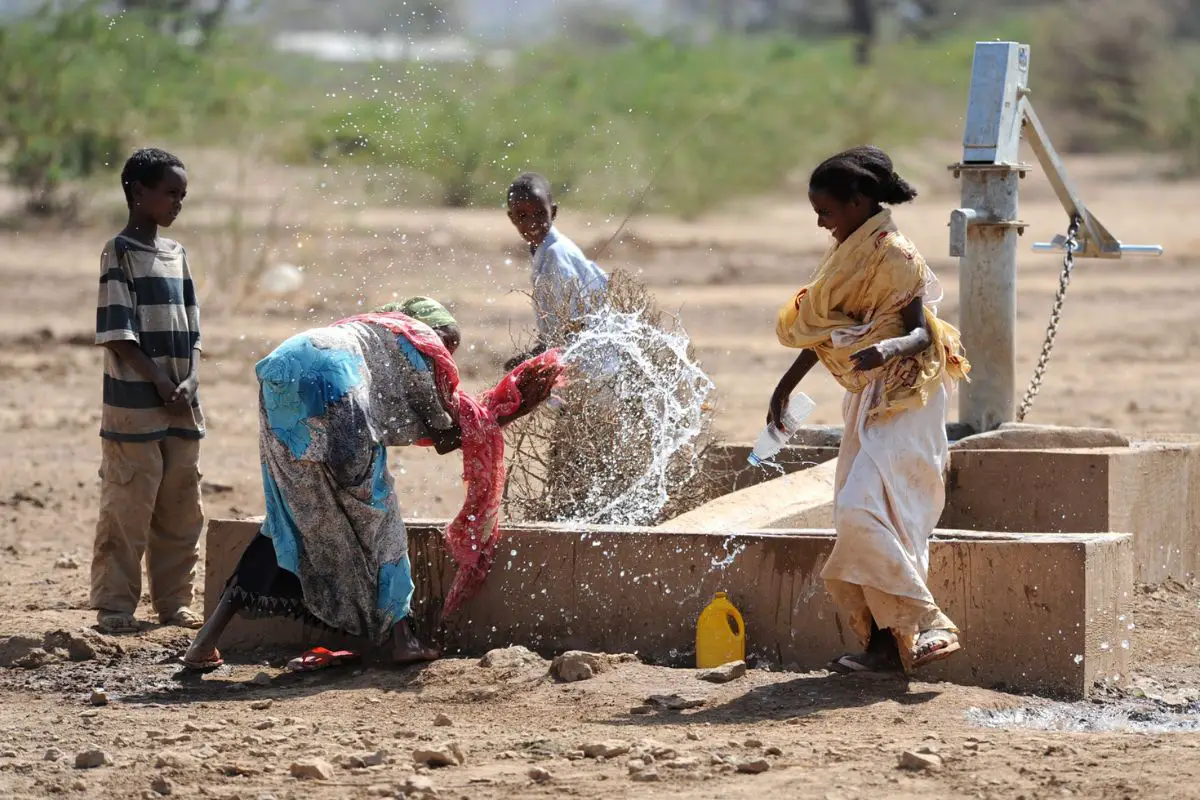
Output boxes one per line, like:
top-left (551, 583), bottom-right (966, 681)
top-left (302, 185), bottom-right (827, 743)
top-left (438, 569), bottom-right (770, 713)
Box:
top-left (117, 0), bottom-right (233, 47)
top-left (561, 1), bottom-right (645, 47)
top-left (259, 0), bottom-right (462, 35)
top-left (846, 0), bottom-right (875, 64)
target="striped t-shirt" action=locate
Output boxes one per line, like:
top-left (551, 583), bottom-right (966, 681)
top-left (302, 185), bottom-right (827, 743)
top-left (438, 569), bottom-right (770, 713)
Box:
top-left (95, 235), bottom-right (205, 441)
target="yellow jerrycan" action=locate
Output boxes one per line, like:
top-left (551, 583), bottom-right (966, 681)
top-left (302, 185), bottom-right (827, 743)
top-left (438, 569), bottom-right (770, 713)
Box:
top-left (696, 592), bottom-right (746, 668)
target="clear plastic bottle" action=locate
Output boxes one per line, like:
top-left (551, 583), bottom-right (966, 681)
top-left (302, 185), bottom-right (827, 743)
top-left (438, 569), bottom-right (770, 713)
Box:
top-left (747, 392), bottom-right (816, 467)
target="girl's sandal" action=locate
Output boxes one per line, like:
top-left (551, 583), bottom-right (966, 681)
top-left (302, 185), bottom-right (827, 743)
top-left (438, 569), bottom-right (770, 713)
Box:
top-left (910, 629), bottom-right (961, 670)
top-left (286, 647), bottom-right (360, 673)
top-left (179, 649), bottom-right (225, 671)
top-left (829, 650), bottom-right (903, 675)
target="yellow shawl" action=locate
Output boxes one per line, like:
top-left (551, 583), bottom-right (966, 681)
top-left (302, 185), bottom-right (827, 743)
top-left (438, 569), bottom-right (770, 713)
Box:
top-left (776, 210), bottom-right (969, 421)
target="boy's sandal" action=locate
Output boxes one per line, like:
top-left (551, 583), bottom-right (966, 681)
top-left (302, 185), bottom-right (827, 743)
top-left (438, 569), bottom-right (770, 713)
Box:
top-left (97, 611), bottom-right (139, 634)
top-left (160, 608), bottom-right (204, 629)
top-left (910, 629), bottom-right (961, 670)
top-left (286, 647), bottom-right (360, 673)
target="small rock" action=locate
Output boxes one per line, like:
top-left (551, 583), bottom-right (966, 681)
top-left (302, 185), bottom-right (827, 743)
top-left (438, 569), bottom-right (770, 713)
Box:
top-left (74, 749), bottom-right (112, 769)
top-left (697, 660), bottom-right (747, 684)
top-left (54, 555), bottom-right (80, 569)
top-left (412, 743), bottom-right (464, 768)
top-left (528, 766), bottom-right (553, 784)
top-left (550, 651), bottom-right (634, 682)
top-left (646, 694), bottom-right (706, 711)
top-left (765, 746), bottom-right (783, 756)
top-left (218, 763), bottom-right (259, 776)
top-left (349, 749), bottom-right (388, 768)
top-left (898, 750), bottom-right (943, 772)
top-left (367, 786), bottom-right (397, 798)
top-left (583, 740), bottom-right (630, 759)
top-left (150, 775), bottom-right (173, 796)
top-left (153, 751), bottom-right (198, 770)
top-left (252, 719), bottom-right (276, 731)
top-left (433, 713), bottom-right (453, 727)
top-left (479, 646), bottom-right (549, 681)
top-left (192, 745), bottom-right (219, 760)
top-left (44, 748), bottom-right (63, 761)
top-left (71, 780), bottom-right (87, 791)
top-left (737, 758), bottom-right (771, 774)
top-left (629, 705), bottom-right (653, 715)
top-left (250, 672), bottom-right (272, 687)
top-left (631, 767), bottom-right (661, 782)
top-left (249, 700), bottom-right (273, 711)
top-left (0, 749), bottom-right (17, 758)
top-left (289, 758), bottom-right (334, 780)
top-left (404, 774), bottom-right (440, 796)
top-left (743, 738), bottom-right (762, 748)
top-left (663, 757), bottom-right (702, 769)
top-left (686, 730), bottom-right (701, 741)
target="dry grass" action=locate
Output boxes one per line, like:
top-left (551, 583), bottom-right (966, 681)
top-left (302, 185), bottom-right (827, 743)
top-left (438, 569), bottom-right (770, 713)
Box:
top-left (502, 270), bottom-right (721, 526)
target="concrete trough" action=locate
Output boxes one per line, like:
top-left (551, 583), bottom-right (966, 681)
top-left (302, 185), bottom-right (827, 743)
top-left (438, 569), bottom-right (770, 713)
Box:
top-left (205, 518), bottom-right (1132, 699)
top-left (693, 439), bottom-right (1200, 583)
top-left (942, 443), bottom-right (1200, 583)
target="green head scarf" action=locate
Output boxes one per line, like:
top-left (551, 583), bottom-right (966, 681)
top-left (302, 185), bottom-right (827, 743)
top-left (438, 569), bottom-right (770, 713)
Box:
top-left (375, 296), bottom-right (457, 329)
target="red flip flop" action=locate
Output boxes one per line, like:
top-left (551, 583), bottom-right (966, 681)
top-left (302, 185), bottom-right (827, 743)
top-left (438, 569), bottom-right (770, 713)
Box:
top-left (179, 649), bottom-right (225, 671)
top-left (286, 647), bottom-right (360, 672)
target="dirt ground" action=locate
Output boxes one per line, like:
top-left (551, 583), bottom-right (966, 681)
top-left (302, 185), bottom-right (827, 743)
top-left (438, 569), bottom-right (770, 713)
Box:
top-left (2, 151), bottom-right (1200, 799)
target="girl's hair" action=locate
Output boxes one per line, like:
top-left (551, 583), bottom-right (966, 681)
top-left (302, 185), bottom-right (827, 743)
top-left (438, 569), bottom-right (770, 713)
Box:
top-left (809, 145), bottom-right (918, 206)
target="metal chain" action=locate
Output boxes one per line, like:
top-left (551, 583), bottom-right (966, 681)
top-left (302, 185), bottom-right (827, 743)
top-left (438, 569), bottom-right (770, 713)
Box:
top-left (1016, 215), bottom-right (1081, 422)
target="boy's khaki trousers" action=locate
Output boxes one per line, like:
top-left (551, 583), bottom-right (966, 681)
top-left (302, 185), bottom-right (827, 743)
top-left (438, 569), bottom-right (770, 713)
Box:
top-left (90, 437), bottom-right (205, 616)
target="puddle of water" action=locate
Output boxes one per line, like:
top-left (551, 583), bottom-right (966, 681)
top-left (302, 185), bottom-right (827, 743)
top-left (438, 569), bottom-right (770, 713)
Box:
top-left (967, 700), bottom-right (1200, 734)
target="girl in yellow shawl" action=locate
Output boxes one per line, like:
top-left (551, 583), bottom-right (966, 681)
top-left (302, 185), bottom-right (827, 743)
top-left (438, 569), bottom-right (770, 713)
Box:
top-left (770, 146), bottom-right (970, 674)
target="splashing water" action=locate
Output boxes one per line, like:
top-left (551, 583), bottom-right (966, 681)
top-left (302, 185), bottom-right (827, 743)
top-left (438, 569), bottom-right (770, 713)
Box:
top-left (547, 308), bottom-right (714, 526)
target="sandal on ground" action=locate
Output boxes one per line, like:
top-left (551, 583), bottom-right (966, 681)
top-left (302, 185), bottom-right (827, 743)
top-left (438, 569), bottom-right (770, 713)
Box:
top-left (97, 611), bottom-right (139, 634)
top-left (159, 607), bottom-right (204, 629)
top-left (829, 650), bottom-right (903, 675)
top-left (910, 629), bottom-right (961, 670)
top-left (179, 649), bottom-right (225, 671)
top-left (286, 647), bottom-right (360, 673)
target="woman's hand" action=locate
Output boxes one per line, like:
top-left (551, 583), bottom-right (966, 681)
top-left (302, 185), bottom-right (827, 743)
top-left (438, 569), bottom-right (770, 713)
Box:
top-left (497, 361), bottom-right (561, 426)
top-left (850, 342), bottom-right (896, 372)
top-left (767, 349), bottom-right (819, 427)
top-left (514, 361), bottom-right (558, 406)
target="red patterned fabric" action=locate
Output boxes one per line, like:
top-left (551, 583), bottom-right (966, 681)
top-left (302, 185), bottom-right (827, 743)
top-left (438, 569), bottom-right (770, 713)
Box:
top-left (333, 312), bottom-right (561, 616)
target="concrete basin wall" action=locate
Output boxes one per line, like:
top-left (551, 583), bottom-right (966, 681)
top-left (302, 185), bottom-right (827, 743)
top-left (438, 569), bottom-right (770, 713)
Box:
top-left (942, 443), bottom-right (1200, 582)
top-left (205, 518), bottom-right (1131, 699)
top-left (695, 440), bottom-right (1200, 583)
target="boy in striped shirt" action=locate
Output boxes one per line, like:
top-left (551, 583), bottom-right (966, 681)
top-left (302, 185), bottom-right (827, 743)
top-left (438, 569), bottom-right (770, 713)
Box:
top-left (91, 148), bottom-right (205, 633)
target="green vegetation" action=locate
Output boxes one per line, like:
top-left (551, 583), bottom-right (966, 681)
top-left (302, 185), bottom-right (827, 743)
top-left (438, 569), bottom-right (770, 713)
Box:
top-left (0, 1), bottom-right (270, 216)
top-left (1, 0), bottom-right (1199, 219)
top-left (301, 34), bottom-right (983, 217)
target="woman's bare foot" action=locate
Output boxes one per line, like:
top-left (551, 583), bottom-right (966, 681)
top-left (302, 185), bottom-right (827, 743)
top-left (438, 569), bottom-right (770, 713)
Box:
top-left (391, 619), bottom-right (440, 665)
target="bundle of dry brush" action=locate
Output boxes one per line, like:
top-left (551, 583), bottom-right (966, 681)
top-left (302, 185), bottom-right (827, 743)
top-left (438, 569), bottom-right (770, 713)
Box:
top-left (502, 269), bottom-right (721, 526)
